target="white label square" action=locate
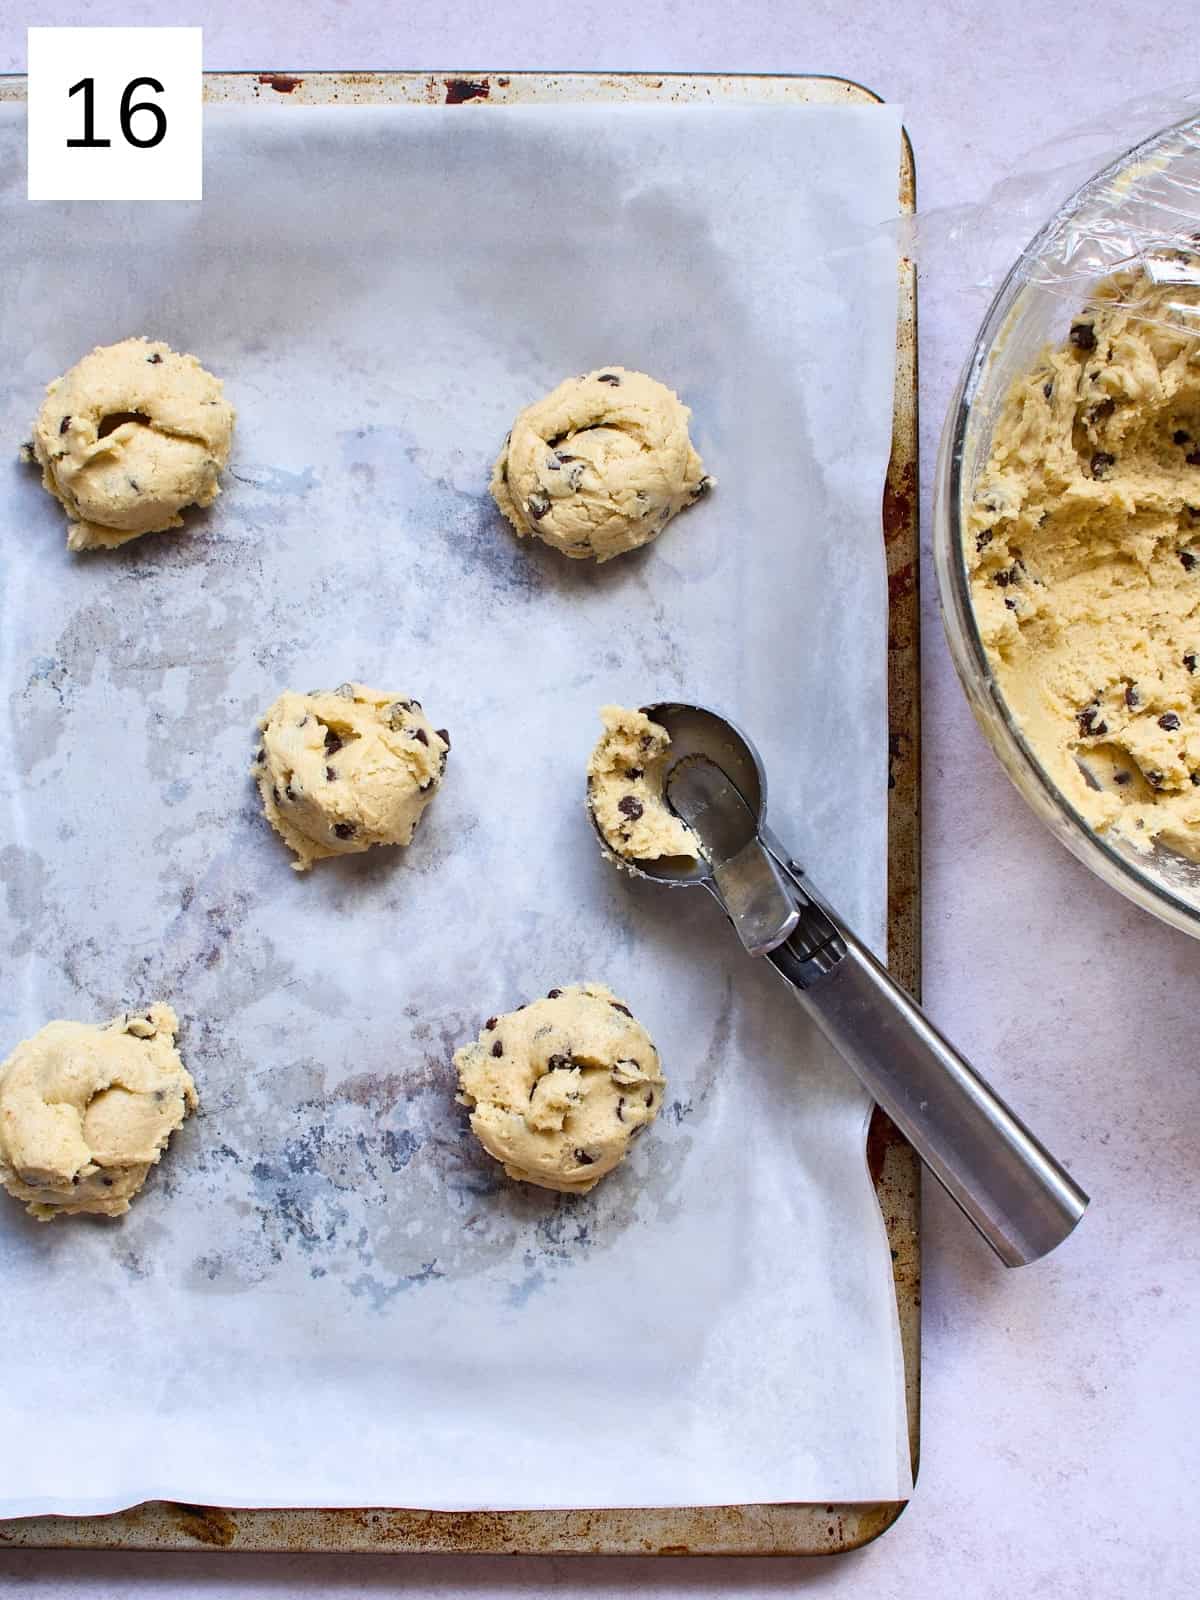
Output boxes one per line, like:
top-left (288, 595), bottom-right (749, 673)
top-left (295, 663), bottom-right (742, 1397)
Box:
top-left (27, 27), bottom-right (202, 201)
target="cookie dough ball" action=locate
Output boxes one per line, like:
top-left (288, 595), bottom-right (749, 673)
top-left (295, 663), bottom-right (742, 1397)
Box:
top-left (0, 1004), bottom-right (197, 1221)
top-left (587, 705), bottom-right (700, 863)
top-left (254, 682), bottom-right (450, 872)
top-left (455, 983), bottom-right (665, 1194)
top-left (490, 366), bottom-right (711, 562)
top-left (30, 336), bottom-right (235, 552)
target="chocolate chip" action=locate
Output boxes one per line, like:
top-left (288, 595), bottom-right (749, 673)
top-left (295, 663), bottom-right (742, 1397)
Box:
top-left (324, 727), bottom-right (343, 755)
top-left (271, 785), bottom-right (281, 805)
top-left (694, 475), bottom-right (713, 497)
top-left (97, 411), bottom-right (150, 438)
top-left (436, 728), bottom-right (450, 749)
top-left (147, 352), bottom-right (163, 364)
top-left (406, 727), bottom-right (429, 749)
top-left (1159, 713), bottom-right (1182, 730)
top-left (1175, 430), bottom-right (1191, 445)
top-left (254, 746), bottom-right (266, 763)
top-left (994, 570), bottom-right (1010, 587)
top-left (644, 1090), bottom-right (654, 1107)
top-left (1192, 773), bottom-right (1200, 787)
top-left (333, 821), bottom-right (356, 839)
top-left (1114, 771), bottom-right (1131, 786)
top-left (1182, 551), bottom-right (1198, 571)
top-left (547, 988), bottom-right (562, 999)
top-left (547, 1054), bottom-right (573, 1072)
top-left (1069, 322), bottom-right (1097, 350)
top-left (101, 1176), bottom-right (114, 1188)
top-left (527, 491), bottom-right (551, 520)
top-left (127, 477), bottom-right (140, 491)
top-left (1090, 398), bottom-right (1115, 424)
top-left (59, 415), bottom-right (70, 434)
top-left (1148, 770), bottom-right (1164, 788)
top-left (625, 767), bottom-right (643, 780)
top-left (616, 1097), bottom-right (626, 1122)
top-left (1043, 381), bottom-right (1054, 399)
top-left (611, 1001), bottom-right (632, 1017)
top-left (326, 766), bottom-right (336, 781)
top-left (573, 1148), bottom-right (597, 1164)
top-left (556, 452), bottom-right (580, 463)
top-left (1188, 450), bottom-right (1200, 467)
top-left (1004, 597), bottom-right (1017, 611)
top-left (1077, 706), bottom-right (1108, 737)
top-left (491, 1039), bottom-right (503, 1058)
top-left (976, 530), bottom-right (993, 551)
top-left (419, 779), bottom-right (432, 793)
top-left (285, 783), bottom-right (298, 802)
top-left (596, 373), bottom-right (621, 385)
top-left (1090, 451), bottom-right (1115, 478)
top-left (1126, 684), bottom-right (1138, 708)
top-left (1186, 654), bottom-right (1197, 674)
top-left (618, 795), bottom-right (643, 820)
top-left (485, 1016), bottom-right (498, 1031)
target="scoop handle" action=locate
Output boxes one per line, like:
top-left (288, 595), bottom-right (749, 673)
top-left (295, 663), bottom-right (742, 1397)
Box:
top-left (763, 842), bottom-right (1088, 1268)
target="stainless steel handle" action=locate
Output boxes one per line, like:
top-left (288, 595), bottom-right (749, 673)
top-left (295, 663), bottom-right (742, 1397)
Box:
top-left (766, 866), bottom-right (1088, 1268)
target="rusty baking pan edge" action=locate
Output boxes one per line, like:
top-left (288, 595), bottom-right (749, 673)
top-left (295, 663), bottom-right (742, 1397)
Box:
top-left (0, 69), bottom-right (920, 1558)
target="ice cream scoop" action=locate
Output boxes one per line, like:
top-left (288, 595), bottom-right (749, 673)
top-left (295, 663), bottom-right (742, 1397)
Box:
top-left (592, 700), bottom-right (1089, 1268)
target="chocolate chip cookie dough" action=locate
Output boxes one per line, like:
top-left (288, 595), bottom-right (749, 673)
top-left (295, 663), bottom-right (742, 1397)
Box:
top-left (0, 1004), bottom-right (197, 1221)
top-left (454, 983), bottom-right (665, 1194)
top-left (587, 705), bottom-right (700, 864)
top-left (968, 270), bottom-right (1200, 858)
top-left (29, 336), bottom-right (234, 552)
top-left (491, 366), bottom-right (711, 561)
top-left (254, 683), bottom-right (450, 872)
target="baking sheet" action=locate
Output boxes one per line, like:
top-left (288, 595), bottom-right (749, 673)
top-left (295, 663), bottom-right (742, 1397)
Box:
top-left (0, 99), bottom-right (907, 1514)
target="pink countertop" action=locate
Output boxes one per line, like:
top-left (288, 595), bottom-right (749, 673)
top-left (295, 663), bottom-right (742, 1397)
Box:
top-left (0, 2), bottom-right (1190, 1594)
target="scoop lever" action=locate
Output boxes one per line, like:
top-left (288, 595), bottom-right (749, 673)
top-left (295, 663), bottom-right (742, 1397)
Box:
top-left (666, 757), bottom-right (799, 957)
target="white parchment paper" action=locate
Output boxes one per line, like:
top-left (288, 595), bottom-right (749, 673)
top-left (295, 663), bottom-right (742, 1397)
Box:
top-left (0, 100), bottom-right (909, 1514)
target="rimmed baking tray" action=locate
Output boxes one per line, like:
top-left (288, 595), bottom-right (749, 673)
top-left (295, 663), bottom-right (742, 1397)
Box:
top-left (0, 68), bottom-right (919, 1558)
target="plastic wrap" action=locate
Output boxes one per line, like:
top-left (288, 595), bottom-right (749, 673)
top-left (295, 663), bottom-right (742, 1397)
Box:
top-left (905, 90), bottom-right (1200, 331)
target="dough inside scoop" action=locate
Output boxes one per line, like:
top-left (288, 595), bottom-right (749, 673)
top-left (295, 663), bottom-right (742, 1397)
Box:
top-left (587, 704), bottom-right (701, 864)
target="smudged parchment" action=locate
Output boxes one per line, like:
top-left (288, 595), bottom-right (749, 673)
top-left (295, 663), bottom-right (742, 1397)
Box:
top-left (0, 101), bottom-right (908, 1515)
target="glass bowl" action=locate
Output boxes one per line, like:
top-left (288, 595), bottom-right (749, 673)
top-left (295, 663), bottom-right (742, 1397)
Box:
top-left (934, 113), bottom-right (1200, 938)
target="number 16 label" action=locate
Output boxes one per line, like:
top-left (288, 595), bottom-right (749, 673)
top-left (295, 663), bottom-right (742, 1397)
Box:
top-left (28, 28), bottom-right (202, 201)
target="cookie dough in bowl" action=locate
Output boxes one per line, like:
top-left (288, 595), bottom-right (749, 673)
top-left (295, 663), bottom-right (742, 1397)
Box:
top-left (967, 270), bottom-right (1200, 860)
top-left (29, 336), bottom-right (234, 551)
top-left (254, 682), bottom-right (450, 872)
top-left (491, 366), bottom-right (711, 562)
top-left (587, 704), bottom-right (700, 864)
top-left (0, 1004), bottom-right (197, 1221)
top-left (454, 983), bottom-right (665, 1194)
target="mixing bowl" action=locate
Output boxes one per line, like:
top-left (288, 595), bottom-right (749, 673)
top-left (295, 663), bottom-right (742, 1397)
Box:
top-left (933, 113), bottom-right (1200, 937)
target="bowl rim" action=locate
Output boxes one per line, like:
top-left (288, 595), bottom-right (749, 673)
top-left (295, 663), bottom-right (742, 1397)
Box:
top-left (936, 109), bottom-right (1200, 937)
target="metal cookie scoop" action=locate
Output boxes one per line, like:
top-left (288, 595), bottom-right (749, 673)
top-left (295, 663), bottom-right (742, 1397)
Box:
top-left (594, 702), bottom-right (1088, 1268)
